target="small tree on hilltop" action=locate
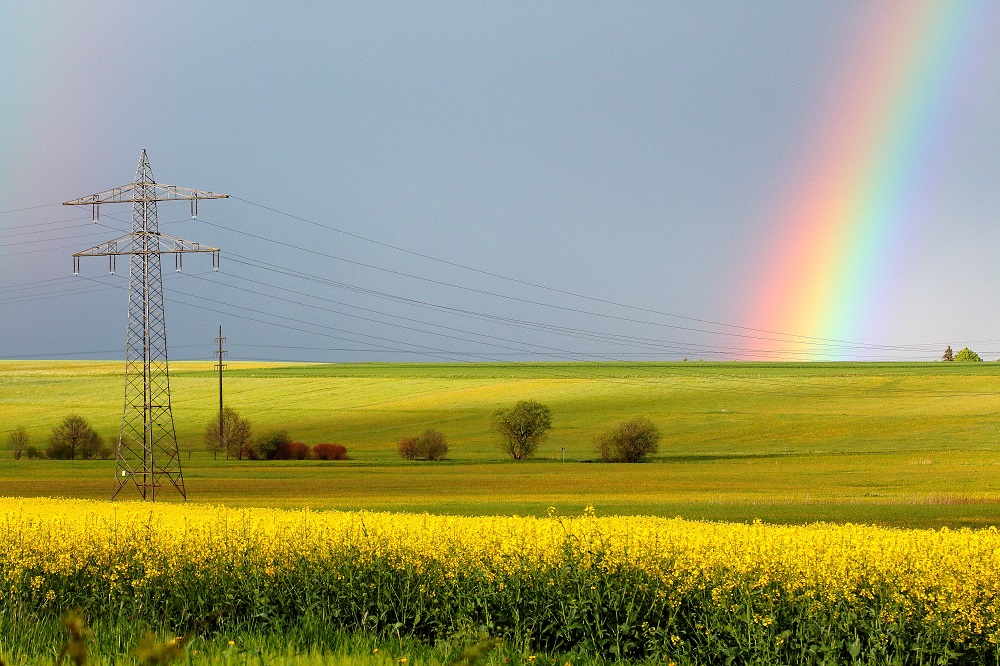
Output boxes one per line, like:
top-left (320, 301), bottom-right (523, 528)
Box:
top-left (942, 345), bottom-right (954, 362)
top-left (596, 417), bottom-right (661, 463)
top-left (8, 426), bottom-right (29, 460)
top-left (954, 347), bottom-right (983, 362)
top-left (204, 407), bottom-right (253, 460)
top-left (48, 415), bottom-right (103, 460)
top-left (491, 400), bottom-right (553, 461)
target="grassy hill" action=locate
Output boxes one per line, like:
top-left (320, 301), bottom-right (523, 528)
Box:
top-left (2, 360), bottom-right (1000, 526)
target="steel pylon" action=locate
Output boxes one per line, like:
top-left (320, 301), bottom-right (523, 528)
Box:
top-left (65, 150), bottom-right (227, 500)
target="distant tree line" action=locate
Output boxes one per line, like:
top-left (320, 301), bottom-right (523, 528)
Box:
top-left (9, 402), bottom-right (665, 465)
top-left (943, 346), bottom-right (984, 362)
top-left (6, 415), bottom-right (112, 460)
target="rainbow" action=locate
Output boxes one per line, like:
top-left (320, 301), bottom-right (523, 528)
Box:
top-left (749, 0), bottom-right (998, 360)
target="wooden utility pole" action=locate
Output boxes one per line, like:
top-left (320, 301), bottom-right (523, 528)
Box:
top-left (215, 326), bottom-right (227, 458)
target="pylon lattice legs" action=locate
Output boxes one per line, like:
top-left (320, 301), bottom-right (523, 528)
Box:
top-left (113, 153), bottom-right (185, 500)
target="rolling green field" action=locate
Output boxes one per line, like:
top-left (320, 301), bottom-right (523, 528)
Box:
top-left (3, 359), bottom-right (1000, 527)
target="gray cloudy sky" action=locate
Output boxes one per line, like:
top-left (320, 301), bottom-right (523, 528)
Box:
top-left (1, 2), bottom-right (999, 362)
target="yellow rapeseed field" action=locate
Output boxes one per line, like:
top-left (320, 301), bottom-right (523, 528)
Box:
top-left (2, 497), bottom-right (999, 662)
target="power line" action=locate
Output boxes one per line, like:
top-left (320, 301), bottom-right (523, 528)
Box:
top-left (202, 215), bottom-right (928, 355)
top-left (0, 202), bottom-right (64, 216)
top-left (230, 196), bottom-right (929, 353)
top-left (220, 250), bottom-right (940, 358)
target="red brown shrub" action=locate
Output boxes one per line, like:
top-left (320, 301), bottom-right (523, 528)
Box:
top-left (311, 443), bottom-right (348, 461)
top-left (398, 436), bottom-right (420, 460)
top-left (274, 440), bottom-right (312, 460)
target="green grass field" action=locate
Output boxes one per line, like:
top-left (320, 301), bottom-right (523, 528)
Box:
top-left (3, 360), bottom-right (1000, 527)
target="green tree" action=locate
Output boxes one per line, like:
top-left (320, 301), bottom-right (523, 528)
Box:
top-left (596, 417), bottom-right (661, 462)
top-left (491, 400), bottom-right (553, 461)
top-left (942, 345), bottom-right (954, 362)
top-left (48, 415), bottom-right (103, 460)
top-left (8, 426), bottom-right (29, 460)
top-left (954, 347), bottom-right (983, 362)
top-left (204, 407), bottom-right (253, 460)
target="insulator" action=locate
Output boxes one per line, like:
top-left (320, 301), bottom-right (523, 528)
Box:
top-left (109, 255), bottom-right (116, 275)
top-left (191, 198), bottom-right (198, 219)
top-left (175, 253), bottom-right (182, 272)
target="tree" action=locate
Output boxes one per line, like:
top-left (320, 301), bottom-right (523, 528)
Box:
top-left (491, 400), bottom-right (553, 461)
top-left (954, 347), bottom-right (983, 362)
top-left (942, 345), bottom-right (954, 362)
top-left (48, 415), bottom-right (103, 460)
top-left (8, 426), bottom-right (29, 460)
top-left (596, 417), bottom-right (661, 463)
top-left (204, 407), bottom-right (253, 460)
top-left (398, 429), bottom-right (448, 460)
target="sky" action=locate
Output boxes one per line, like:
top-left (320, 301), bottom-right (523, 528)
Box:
top-left (1, 1), bottom-right (999, 363)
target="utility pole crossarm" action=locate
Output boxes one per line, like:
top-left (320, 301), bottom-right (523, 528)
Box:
top-left (62, 184), bottom-right (228, 206)
top-left (72, 233), bottom-right (220, 257)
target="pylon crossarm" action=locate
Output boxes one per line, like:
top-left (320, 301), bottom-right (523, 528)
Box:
top-left (73, 232), bottom-right (219, 257)
top-left (63, 183), bottom-right (228, 206)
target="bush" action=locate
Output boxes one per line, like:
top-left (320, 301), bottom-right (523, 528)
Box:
top-left (398, 429), bottom-right (448, 460)
top-left (398, 436), bottom-right (420, 460)
top-left (596, 417), bottom-right (661, 463)
top-left (24, 445), bottom-right (42, 459)
top-left (250, 430), bottom-right (292, 461)
top-left (311, 443), bottom-right (348, 460)
top-left (491, 400), bottom-right (553, 460)
top-left (47, 415), bottom-right (103, 460)
top-left (97, 444), bottom-right (114, 460)
top-left (274, 440), bottom-right (311, 460)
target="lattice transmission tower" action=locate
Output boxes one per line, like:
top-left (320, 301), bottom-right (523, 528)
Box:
top-left (65, 150), bottom-right (227, 500)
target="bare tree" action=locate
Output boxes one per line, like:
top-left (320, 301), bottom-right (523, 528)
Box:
top-left (8, 426), bottom-right (29, 460)
top-left (204, 407), bottom-right (252, 460)
top-left (48, 415), bottom-right (103, 460)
